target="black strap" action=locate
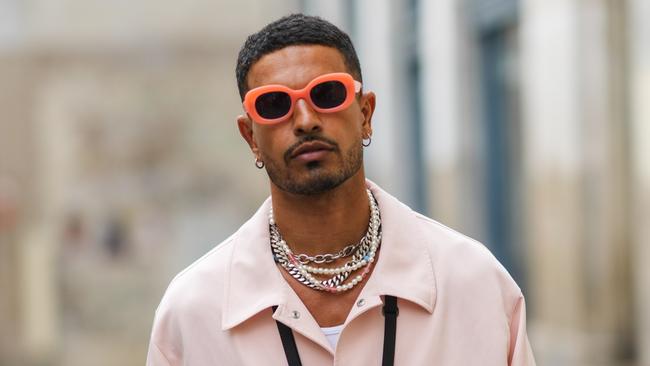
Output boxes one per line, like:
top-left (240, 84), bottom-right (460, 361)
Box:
top-left (272, 306), bottom-right (302, 366)
top-left (381, 295), bottom-right (399, 366)
top-left (272, 296), bottom-right (398, 366)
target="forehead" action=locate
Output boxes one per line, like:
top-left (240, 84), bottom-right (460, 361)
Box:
top-left (247, 45), bottom-right (349, 90)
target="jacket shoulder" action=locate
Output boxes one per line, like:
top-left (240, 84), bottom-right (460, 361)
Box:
top-left (157, 233), bottom-right (236, 314)
top-left (148, 233), bottom-right (240, 365)
top-left (412, 212), bottom-right (522, 304)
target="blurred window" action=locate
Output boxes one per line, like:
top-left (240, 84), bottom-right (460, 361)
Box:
top-left (474, 0), bottom-right (525, 286)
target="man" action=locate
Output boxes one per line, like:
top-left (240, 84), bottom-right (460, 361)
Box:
top-left (147, 14), bottom-right (535, 365)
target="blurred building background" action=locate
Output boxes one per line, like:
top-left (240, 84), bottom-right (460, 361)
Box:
top-left (0, 0), bottom-right (648, 365)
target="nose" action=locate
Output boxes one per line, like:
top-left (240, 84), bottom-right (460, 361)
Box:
top-left (292, 98), bottom-right (323, 136)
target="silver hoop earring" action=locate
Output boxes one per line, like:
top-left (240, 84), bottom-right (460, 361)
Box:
top-left (254, 158), bottom-right (264, 169)
top-left (362, 136), bottom-right (372, 147)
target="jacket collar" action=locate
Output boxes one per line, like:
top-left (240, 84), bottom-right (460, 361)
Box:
top-left (222, 180), bottom-right (437, 331)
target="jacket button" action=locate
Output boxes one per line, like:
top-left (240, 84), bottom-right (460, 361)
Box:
top-left (356, 298), bottom-right (366, 307)
top-left (291, 310), bottom-right (300, 319)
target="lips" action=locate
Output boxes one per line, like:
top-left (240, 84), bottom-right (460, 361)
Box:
top-left (290, 140), bottom-right (335, 161)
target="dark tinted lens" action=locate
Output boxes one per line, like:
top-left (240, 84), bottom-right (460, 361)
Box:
top-left (310, 81), bottom-right (347, 109)
top-left (255, 92), bottom-right (291, 119)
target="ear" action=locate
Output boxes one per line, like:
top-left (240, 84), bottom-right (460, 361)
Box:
top-left (237, 114), bottom-right (260, 156)
top-left (359, 91), bottom-right (376, 137)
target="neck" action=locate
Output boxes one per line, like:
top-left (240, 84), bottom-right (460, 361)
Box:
top-left (270, 171), bottom-right (370, 255)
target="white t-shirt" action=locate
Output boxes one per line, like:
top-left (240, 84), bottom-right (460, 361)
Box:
top-left (321, 324), bottom-right (344, 349)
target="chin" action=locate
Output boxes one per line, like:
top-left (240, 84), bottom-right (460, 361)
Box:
top-left (305, 160), bottom-right (323, 170)
top-left (267, 151), bottom-right (363, 195)
top-left (277, 169), bottom-right (350, 195)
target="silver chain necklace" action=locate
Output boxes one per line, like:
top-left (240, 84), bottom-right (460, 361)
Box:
top-left (292, 234), bottom-right (367, 264)
top-left (269, 189), bottom-right (382, 293)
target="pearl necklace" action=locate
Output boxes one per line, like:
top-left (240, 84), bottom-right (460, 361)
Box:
top-left (269, 189), bottom-right (381, 293)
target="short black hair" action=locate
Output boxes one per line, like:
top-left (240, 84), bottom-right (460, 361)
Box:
top-left (235, 13), bottom-right (362, 100)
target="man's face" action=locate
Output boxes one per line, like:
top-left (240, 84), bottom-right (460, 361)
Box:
top-left (237, 45), bottom-right (375, 195)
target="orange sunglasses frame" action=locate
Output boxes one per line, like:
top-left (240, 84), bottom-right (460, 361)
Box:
top-left (243, 72), bottom-right (363, 125)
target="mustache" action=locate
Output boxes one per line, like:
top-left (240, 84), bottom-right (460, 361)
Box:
top-left (284, 135), bottom-right (339, 163)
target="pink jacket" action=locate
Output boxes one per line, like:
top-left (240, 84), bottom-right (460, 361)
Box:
top-left (147, 181), bottom-right (536, 365)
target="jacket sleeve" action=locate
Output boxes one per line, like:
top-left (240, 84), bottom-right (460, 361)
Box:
top-left (146, 341), bottom-right (173, 366)
top-left (508, 295), bottom-right (536, 366)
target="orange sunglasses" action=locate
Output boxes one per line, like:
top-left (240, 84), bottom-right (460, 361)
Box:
top-left (243, 72), bottom-right (362, 125)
